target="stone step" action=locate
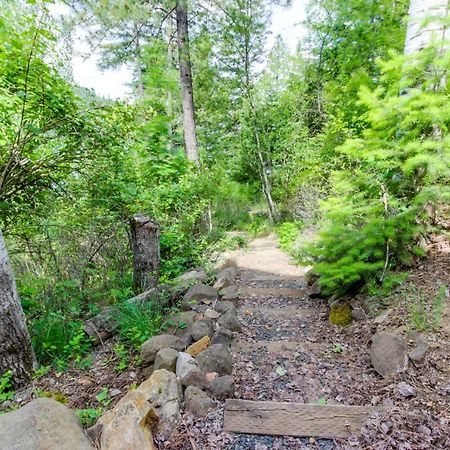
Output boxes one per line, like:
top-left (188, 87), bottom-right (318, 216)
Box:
top-left (239, 306), bottom-right (316, 319)
top-left (231, 339), bottom-right (320, 353)
top-left (240, 287), bottom-right (307, 298)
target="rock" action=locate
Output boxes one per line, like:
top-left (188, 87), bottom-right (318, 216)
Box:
top-left (213, 267), bottom-right (238, 291)
top-left (214, 301), bottom-right (236, 314)
top-left (143, 365), bottom-right (154, 379)
top-left (329, 303), bottom-right (352, 326)
top-left (109, 388), bottom-right (121, 397)
top-left (219, 285), bottom-right (241, 302)
top-left (409, 332), bottom-right (429, 366)
top-left (204, 308), bottom-right (221, 320)
top-left (154, 348), bottom-right (179, 373)
top-left (141, 335), bottom-right (184, 368)
top-left (176, 352), bottom-right (197, 379)
top-left (187, 336), bottom-right (211, 357)
top-left (217, 310), bottom-right (241, 332)
top-left (396, 382), bottom-right (417, 398)
top-left (184, 386), bottom-right (216, 417)
top-left (351, 307), bottom-right (366, 321)
top-left (138, 369), bottom-right (182, 440)
top-left (0, 397), bottom-right (94, 450)
top-left (207, 375), bottom-right (235, 399)
top-left (370, 332), bottom-right (407, 378)
top-left (175, 268), bottom-right (207, 289)
top-left (84, 307), bottom-right (118, 345)
top-left (97, 390), bottom-right (157, 450)
top-left (164, 310), bottom-right (198, 336)
top-left (181, 284), bottom-right (218, 310)
top-left (211, 327), bottom-right (234, 347)
top-left (373, 308), bottom-right (392, 325)
top-left (308, 281), bottom-right (322, 298)
top-left (196, 344), bottom-right (233, 376)
top-left (304, 268), bottom-right (318, 286)
top-left (191, 318), bottom-right (214, 341)
top-left (205, 372), bottom-right (219, 384)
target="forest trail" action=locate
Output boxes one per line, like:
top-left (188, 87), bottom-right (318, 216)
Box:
top-left (171, 234), bottom-right (385, 449)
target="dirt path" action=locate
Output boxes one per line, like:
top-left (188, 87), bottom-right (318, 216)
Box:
top-left (167, 234), bottom-right (450, 450)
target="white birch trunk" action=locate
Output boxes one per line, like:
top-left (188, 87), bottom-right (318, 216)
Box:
top-left (405, 0), bottom-right (450, 54)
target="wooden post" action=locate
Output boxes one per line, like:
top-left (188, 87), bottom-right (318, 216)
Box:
top-left (130, 214), bottom-right (160, 293)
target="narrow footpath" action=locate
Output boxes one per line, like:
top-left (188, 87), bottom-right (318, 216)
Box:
top-left (169, 234), bottom-right (385, 450)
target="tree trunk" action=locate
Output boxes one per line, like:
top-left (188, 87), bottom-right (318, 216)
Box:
top-left (176, 0), bottom-right (200, 165)
top-left (404, 0), bottom-right (449, 55)
top-left (167, 16), bottom-right (174, 152)
top-left (130, 214), bottom-right (160, 293)
top-left (0, 230), bottom-right (35, 389)
top-left (133, 23), bottom-right (145, 100)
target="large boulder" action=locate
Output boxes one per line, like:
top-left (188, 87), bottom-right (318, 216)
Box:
top-left (181, 284), bottom-right (218, 310)
top-left (214, 301), bottom-right (236, 315)
top-left (141, 334), bottom-right (184, 368)
top-left (213, 267), bottom-right (238, 291)
top-left (370, 332), bottom-right (407, 378)
top-left (0, 397), bottom-right (93, 450)
top-left (154, 348), bottom-right (179, 373)
top-left (138, 369), bottom-right (182, 440)
top-left (184, 386), bottom-right (216, 417)
top-left (97, 390), bottom-right (157, 450)
top-left (196, 344), bottom-right (233, 376)
top-left (191, 319), bottom-right (214, 341)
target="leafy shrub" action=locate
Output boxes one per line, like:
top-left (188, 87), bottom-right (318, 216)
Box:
top-left (276, 222), bottom-right (304, 253)
top-left (0, 371), bottom-right (14, 401)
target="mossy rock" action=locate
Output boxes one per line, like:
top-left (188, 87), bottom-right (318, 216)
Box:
top-left (329, 303), bottom-right (352, 326)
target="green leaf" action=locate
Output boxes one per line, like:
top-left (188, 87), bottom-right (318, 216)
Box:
top-left (275, 366), bottom-right (286, 376)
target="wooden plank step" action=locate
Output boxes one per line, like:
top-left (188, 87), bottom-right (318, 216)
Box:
top-left (240, 287), bottom-right (306, 298)
top-left (224, 399), bottom-right (381, 438)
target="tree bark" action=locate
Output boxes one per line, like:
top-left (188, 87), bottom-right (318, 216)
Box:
top-left (0, 230), bottom-right (35, 389)
top-left (130, 214), bottom-right (160, 293)
top-left (176, 0), bottom-right (200, 165)
top-left (405, 0), bottom-right (449, 55)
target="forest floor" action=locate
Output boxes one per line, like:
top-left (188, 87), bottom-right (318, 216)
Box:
top-left (13, 233), bottom-right (450, 449)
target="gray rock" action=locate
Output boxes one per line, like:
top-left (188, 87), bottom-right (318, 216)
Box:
top-left (0, 398), bottom-right (94, 450)
top-left (409, 332), bottom-right (429, 366)
top-left (396, 382), bottom-right (417, 398)
top-left (181, 366), bottom-right (205, 389)
top-left (304, 268), bottom-right (319, 286)
top-left (213, 267), bottom-right (238, 291)
top-left (196, 344), bottom-right (233, 376)
top-left (184, 386), bottom-right (216, 417)
top-left (351, 307), bottom-right (366, 321)
top-left (217, 310), bottom-right (241, 332)
top-left (370, 332), bottom-right (407, 378)
top-left (207, 375), bottom-right (235, 399)
top-left (191, 318), bottom-right (214, 341)
top-left (176, 352), bottom-right (197, 380)
top-left (373, 308), bottom-right (392, 324)
top-left (211, 327), bottom-right (233, 347)
top-left (164, 310), bottom-right (198, 336)
top-left (181, 284), bottom-right (218, 310)
top-left (214, 301), bottom-right (237, 314)
top-left (154, 347), bottom-right (179, 373)
top-left (204, 308), bottom-right (221, 320)
top-left (138, 369), bottom-right (182, 440)
top-left (84, 307), bottom-right (118, 345)
top-left (141, 334), bottom-right (184, 367)
top-left (175, 268), bottom-right (208, 289)
top-left (219, 285), bottom-right (240, 302)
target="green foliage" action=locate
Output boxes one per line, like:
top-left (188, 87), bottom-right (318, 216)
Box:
top-left (113, 343), bottom-right (129, 373)
top-left (76, 408), bottom-right (102, 427)
top-left (276, 222), bottom-right (304, 253)
top-left (115, 301), bottom-right (165, 350)
top-left (306, 45), bottom-right (450, 296)
top-left (0, 371), bottom-right (14, 401)
top-left (407, 284), bottom-right (447, 331)
top-left (36, 389), bottom-right (68, 404)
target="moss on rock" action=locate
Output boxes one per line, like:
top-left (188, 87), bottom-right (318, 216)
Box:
top-left (329, 302), bottom-right (352, 326)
